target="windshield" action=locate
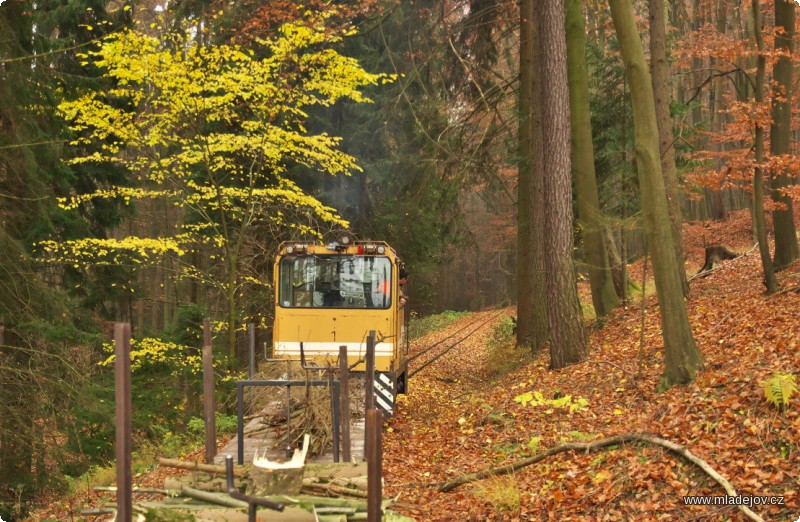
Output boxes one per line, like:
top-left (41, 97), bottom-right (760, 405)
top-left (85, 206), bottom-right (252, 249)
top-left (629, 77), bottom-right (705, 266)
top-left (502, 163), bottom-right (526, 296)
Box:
top-left (278, 255), bottom-right (392, 309)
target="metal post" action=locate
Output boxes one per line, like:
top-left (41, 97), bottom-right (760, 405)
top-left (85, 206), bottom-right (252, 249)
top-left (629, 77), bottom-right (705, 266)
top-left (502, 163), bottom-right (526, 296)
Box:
top-left (329, 369), bottom-right (340, 463)
top-left (248, 323), bottom-right (256, 379)
top-left (365, 331), bottom-right (376, 411)
top-left (237, 382), bottom-right (245, 465)
top-left (366, 409), bottom-right (383, 522)
top-left (338, 345), bottom-right (351, 462)
top-left (203, 319), bottom-right (216, 464)
top-left (364, 331), bottom-right (375, 461)
top-left (114, 323), bottom-right (132, 522)
top-left (285, 360), bottom-right (292, 458)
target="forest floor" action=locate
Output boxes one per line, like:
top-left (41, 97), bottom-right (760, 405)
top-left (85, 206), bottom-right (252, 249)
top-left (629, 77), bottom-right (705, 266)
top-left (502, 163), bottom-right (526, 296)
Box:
top-left (384, 209), bottom-right (800, 521)
top-left (33, 210), bottom-right (800, 521)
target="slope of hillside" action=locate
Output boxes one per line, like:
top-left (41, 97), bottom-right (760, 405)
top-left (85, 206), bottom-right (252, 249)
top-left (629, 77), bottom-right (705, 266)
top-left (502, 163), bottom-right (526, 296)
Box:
top-left (385, 210), bottom-right (800, 521)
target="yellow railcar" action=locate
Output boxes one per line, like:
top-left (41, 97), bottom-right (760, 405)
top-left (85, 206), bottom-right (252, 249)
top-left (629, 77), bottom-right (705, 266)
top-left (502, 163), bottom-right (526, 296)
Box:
top-left (272, 237), bottom-right (408, 414)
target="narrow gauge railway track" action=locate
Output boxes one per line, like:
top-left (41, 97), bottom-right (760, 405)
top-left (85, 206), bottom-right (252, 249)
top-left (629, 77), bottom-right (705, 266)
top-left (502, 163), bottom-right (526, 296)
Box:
top-left (407, 310), bottom-right (507, 379)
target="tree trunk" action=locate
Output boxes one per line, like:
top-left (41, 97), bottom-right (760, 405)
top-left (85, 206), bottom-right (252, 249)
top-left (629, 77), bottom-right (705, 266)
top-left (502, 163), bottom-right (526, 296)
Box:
top-left (707, 1), bottom-right (729, 222)
top-left (689, 0), bottom-right (704, 133)
top-left (567, 0), bottom-right (619, 318)
top-left (770, 0), bottom-right (800, 269)
top-left (608, 0), bottom-right (703, 390)
top-left (516, 0), bottom-right (549, 352)
top-left (516, 0), bottom-right (534, 348)
top-left (649, 0), bottom-right (689, 297)
top-left (540, 0), bottom-right (589, 369)
top-left (752, 0), bottom-right (778, 294)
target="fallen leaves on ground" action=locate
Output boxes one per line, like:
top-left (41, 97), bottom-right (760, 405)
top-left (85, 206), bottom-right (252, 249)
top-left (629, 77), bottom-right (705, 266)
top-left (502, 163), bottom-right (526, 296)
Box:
top-left (384, 210), bottom-right (800, 521)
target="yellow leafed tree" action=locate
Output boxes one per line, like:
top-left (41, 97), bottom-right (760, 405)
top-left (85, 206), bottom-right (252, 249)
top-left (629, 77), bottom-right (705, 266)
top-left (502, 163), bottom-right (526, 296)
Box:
top-left (44, 18), bottom-right (393, 361)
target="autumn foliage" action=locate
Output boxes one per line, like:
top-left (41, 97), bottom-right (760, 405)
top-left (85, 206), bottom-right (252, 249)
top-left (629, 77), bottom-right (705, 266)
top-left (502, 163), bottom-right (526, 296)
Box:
top-left (383, 212), bottom-right (800, 521)
top-left (675, 2), bottom-right (800, 209)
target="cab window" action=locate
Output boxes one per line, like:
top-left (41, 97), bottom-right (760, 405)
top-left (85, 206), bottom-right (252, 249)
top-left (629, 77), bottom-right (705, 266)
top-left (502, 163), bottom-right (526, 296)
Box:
top-left (278, 255), bottom-right (392, 309)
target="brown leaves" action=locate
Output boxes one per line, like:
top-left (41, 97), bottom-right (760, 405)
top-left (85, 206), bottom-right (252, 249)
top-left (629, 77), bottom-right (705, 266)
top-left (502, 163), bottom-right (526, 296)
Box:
top-left (384, 214), bottom-right (800, 520)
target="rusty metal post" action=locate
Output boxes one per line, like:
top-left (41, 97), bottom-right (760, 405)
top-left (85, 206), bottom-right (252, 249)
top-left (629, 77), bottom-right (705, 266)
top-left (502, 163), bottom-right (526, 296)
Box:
top-left (366, 409), bottom-right (383, 522)
top-left (328, 369), bottom-right (340, 463)
top-left (338, 345), bottom-right (351, 462)
top-left (364, 331), bottom-right (376, 461)
top-left (247, 323), bottom-right (256, 379)
top-left (365, 330), bottom-right (375, 411)
top-left (114, 322), bottom-right (132, 522)
top-left (237, 381), bottom-right (245, 465)
top-left (203, 319), bottom-right (216, 464)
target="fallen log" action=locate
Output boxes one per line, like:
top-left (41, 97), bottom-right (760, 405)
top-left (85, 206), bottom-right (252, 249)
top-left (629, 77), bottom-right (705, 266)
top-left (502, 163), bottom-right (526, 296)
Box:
top-left (178, 485), bottom-right (248, 508)
top-left (79, 508), bottom-right (115, 516)
top-left (437, 433), bottom-right (764, 522)
top-left (316, 507), bottom-right (358, 515)
top-left (302, 481), bottom-right (368, 499)
top-left (158, 457), bottom-right (248, 477)
top-left (273, 494), bottom-right (369, 509)
top-left (93, 486), bottom-right (173, 495)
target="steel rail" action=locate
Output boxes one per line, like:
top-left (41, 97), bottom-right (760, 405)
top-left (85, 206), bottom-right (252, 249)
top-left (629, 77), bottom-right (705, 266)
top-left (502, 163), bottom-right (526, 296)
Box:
top-left (407, 311), bottom-right (501, 363)
top-left (408, 310), bottom-right (506, 379)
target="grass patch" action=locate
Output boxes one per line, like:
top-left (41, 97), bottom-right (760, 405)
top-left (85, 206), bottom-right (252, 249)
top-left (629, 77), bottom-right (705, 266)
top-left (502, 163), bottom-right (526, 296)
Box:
top-left (624, 278), bottom-right (656, 309)
top-left (471, 474), bottom-right (521, 514)
top-left (581, 300), bottom-right (597, 322)
top-left (486, 316), bottom-right (533, 379)
top-left (408, 310), bottom-right (470, 340)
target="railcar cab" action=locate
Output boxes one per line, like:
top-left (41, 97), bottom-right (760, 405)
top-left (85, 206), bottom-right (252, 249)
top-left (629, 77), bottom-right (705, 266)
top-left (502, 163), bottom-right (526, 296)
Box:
top-left (272, 237), bottom-right (408, 415)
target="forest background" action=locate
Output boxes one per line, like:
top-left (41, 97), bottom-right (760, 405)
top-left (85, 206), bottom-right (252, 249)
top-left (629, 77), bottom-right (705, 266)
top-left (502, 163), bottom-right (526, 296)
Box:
top-left (1, 0), bottom-right (799, 519)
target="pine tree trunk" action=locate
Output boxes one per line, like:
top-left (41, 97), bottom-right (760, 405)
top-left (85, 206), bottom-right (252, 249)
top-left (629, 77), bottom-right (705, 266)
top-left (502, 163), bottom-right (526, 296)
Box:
top-left (770, 0), bottom-right (800, 269)
top-left (516, 0), bottom-right (549, 352)
top-left (752, 0), bottom-right (778, 294)
top-left (648, 0), bottom-right (689, 297)
top-left (516, 0), bottom-right (534, 348)
top-left (608, 0), bottom-right (703, 390)
top-left (567, 0), bottom-right (619, 318)
top-left (540, 0), bottom-right (588, 369)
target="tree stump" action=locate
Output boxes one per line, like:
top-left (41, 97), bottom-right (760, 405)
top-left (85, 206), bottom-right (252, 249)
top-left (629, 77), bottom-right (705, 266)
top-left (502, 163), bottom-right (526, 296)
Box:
top-left (249, 433), bottom-right (310, 496)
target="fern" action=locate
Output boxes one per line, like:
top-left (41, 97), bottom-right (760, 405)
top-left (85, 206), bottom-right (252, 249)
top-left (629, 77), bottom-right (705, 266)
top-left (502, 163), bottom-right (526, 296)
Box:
top-left (763, 373), bottom-right (797, 411)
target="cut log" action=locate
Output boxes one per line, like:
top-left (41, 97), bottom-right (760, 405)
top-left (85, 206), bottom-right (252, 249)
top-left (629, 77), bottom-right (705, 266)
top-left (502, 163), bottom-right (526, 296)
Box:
top-left (302, 481), bottom-right (368, 499)
top-left (93, 486), bottom-right (173, 495)
top-left (164, 475), bottom-right (233, 493)
top-left (177, 485), bottom-right (248, 508)
top-left (158, 457), bottom-right (248, 477)
top-left (249, 433), bottom-right (309, 496)
top-left (266, 495), bottom-right (371, 510)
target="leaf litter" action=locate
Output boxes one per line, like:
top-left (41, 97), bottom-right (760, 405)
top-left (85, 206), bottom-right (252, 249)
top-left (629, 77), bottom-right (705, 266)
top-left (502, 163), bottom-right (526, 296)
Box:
top-left (384, 210), bottom-right (800, 521)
